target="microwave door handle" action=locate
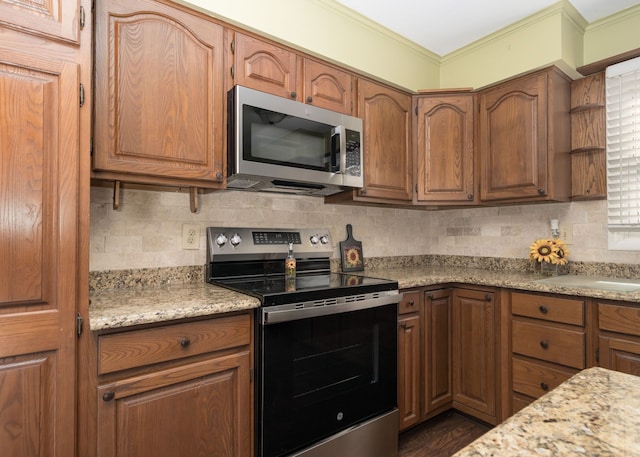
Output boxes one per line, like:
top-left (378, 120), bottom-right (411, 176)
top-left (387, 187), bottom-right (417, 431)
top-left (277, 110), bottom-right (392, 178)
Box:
top-left (330, 127), bottom-right (342, 173)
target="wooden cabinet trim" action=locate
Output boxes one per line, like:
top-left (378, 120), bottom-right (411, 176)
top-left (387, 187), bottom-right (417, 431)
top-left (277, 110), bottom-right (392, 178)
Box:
top-left (511, 292), bottom-right (584, 325)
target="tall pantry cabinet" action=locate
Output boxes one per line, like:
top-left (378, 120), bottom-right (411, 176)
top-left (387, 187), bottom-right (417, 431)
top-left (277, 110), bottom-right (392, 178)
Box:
top-left (0, 1), bottom-right (92, 456)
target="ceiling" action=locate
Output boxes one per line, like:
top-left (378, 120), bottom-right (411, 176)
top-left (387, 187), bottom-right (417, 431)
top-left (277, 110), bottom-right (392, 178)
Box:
top-left (334, 0), bottom-right (640, 56)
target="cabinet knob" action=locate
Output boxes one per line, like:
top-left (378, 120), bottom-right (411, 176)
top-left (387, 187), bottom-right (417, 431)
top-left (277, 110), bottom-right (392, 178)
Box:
top-left (540, 340), bottom-right (549, 349)
top-left (407, 300), bottom-right (415, 307)
top-left (307, 96), bottom-right (313, 103)
top-left (539, 305), bottom-right (548, 314)
top-left (215, 172), bottom-right (223, 181)
top-left (290, 91), bottom-right (297, 99)
top-left (102, 391), bottom-right (115, 402)
top-left (180, 337), bottom-right (191, 348)
top-left (467, 194), bottom-right (473, 200)
top-left (540, 382), bottom-right (549, 391)
top-left (485, 294), bottom-right (492, 301)
top-left (401, 323), bottom-right (408, 330)
top-left (537, 188), bottom-right (546, 195)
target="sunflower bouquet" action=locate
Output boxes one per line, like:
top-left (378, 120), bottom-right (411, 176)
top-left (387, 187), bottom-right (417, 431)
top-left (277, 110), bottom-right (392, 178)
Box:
top-left (529, 238), bottom-right (570, 274)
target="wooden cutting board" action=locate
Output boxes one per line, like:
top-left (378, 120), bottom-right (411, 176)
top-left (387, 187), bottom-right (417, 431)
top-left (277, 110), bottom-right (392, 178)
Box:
top-left (340, 224), bottom-right (364, 272)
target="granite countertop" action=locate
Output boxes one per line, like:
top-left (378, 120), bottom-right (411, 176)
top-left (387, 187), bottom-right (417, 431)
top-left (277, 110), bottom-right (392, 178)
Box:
top-left (453, 367), bottom-right (640, 456)
top-left (89, 283), bottom-right (260, 331)
top-left (361, 265), bottom-right (640, 303)
top-left (88, 262), bottom-right (640, 331)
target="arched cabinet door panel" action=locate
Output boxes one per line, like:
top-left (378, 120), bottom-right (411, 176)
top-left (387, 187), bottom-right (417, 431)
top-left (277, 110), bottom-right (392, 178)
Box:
top-left (93, 0), bottom-right (226, 185)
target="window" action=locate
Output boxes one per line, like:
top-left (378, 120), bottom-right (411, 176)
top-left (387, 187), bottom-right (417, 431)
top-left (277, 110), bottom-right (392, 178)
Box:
top-left (606, 56), bottom-right (640, 250)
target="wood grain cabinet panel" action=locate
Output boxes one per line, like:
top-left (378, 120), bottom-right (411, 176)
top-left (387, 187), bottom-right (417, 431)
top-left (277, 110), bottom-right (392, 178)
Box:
top-left (98, 314), bottom-right (251, 374)
top-left (0, 42), bottom-right (80, 457)
top-left (423, 289), bottom-right (453, 414)
top-left (232, 32), bottom-right (298, 99)
top-left (356, 79), bottom-right (413, 201)
top-left (93, 0), bottom-right (226, 186)
top-left (414, 92), bottom-right (475, 205)
top-left (512, 320), bottom-right (585, 369)
top-left (512, 358), bottom-right (576, 399)
top-left (598, 301), bottom-right (640, 376)
top-left (511, 292), bottom-right (584, 325)
top-left (478, 66), bottom-right (571, 203)
top-left (302, 58), bottom-right (354, 115)
top-left (97, 351), bottom-right (252, 457)
top-left (452, 288), bottom-right (497, 422)
top-left (398, 312), bottom-right (421, 430)
top-left (0, 0), bottom-right (79, 43)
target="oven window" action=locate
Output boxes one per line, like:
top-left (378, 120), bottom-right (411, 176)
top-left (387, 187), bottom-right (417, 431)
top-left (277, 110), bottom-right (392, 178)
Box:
top-left (242, 105), bottom-right (333, 171)
top-left (258, 303), bottom-right (397, 457)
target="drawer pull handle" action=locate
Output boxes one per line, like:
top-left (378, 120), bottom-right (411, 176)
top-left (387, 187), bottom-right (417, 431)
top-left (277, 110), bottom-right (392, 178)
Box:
top-left (180, 337), bottom-right (191, 348)
top-left (539, 305), bottom-right (548, 314)
top-left (540, 340), bottom-right (549, 349)
top-left (407, 300), bottom-right (415, 307)
top-left (401, 323), bottom-right (408, 330)
top-left (103, 391), bottom-right (115, 402)
top-left (485, 294), bottom-right (492, 302)
top-left (540, 382), bottom-right (549, 391)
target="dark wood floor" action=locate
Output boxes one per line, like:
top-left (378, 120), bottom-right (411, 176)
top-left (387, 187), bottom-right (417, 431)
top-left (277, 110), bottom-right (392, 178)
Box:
top-left (398, 411), bottom-right (492, 457)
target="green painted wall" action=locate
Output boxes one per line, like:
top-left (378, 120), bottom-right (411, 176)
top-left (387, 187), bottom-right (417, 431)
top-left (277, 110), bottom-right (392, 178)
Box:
top-left (181, 0), bottom-right (640, 91)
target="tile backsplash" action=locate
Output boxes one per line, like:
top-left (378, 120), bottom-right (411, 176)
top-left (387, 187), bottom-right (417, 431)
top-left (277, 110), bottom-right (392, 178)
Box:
top-left (90, 186), bottom-right (640, 271)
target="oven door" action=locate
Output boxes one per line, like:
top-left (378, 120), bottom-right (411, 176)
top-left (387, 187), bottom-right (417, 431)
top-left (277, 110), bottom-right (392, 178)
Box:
top-left (256, 303), bottom-right (397, 457)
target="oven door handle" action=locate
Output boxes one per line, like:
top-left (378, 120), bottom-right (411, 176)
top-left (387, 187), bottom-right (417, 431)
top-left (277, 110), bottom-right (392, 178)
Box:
top-left (262, 292), bottom-right (401, 324)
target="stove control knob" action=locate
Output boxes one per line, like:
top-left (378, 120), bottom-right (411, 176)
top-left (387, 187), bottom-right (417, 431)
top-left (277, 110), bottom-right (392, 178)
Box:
top-left (230, 233), bottom-right (242, 247)
top-left (320, 235), bottom-right (330, 245)
top-left (309, 234), bottom-right (320, 245)
top-left (215, 233), bottom-right (228, 247)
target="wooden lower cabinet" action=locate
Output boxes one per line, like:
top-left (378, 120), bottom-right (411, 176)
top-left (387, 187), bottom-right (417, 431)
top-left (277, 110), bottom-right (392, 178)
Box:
top-left (84, 312), bottom-right (253, 457)
top-left (423, 289), bottom-right (453, 414)
top-left (452, 287), bottom-right (498, 423)
top-left (509, 292), bottom-right (586, 414)
top-left (398, 303), bottom-right (421, 430)
top-left (598, 301), bottom-right (640, 376)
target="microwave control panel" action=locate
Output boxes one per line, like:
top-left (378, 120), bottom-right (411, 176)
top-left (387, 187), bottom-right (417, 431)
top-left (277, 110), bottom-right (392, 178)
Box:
top-left (345, 129), bottom-right (361, 177)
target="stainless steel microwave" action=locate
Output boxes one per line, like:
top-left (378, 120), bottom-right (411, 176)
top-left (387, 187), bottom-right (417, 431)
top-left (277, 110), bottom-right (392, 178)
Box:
top-left (227, 85), bottom-right (363, 196)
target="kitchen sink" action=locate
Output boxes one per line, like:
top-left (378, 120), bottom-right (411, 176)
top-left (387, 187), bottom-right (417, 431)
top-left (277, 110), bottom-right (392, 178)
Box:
top-left (534, 275), bottom-right (640, 293)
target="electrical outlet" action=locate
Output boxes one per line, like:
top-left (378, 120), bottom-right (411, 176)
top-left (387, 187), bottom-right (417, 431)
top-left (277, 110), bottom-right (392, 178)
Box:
top-left (182, 224), bottom-right (200, 250)
top-left (559, 223), bottom-right (573, 244)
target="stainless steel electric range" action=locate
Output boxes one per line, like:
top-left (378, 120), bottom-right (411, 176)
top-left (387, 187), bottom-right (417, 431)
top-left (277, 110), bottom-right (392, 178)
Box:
top-left (206, 227), bottom-right (400, 457)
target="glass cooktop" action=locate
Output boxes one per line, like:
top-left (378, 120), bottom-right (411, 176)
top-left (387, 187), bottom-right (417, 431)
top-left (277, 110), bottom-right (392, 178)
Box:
top-left (213, 272), bottom-right (398, 307)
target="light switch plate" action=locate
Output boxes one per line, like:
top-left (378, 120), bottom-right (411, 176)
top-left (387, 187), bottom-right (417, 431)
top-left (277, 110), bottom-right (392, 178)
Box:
top-left (182, 224), bottom-right (200, 249)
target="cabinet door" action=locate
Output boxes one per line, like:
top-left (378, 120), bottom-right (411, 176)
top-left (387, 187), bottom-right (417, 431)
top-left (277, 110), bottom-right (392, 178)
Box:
top-left (599, 336), bottom-right (640, 376)
top-left (0, 0), bottom-right (79, 43)
top-left (233, 32), bottom-right (298, 100)
top-left (452, 289), bottom-right (496, 420)
top-left (94, 0), bottom-right (226, 185)
top-left (97, 351), bottom-right (252, 457)
top-left (478, 72), bottom-right (548, 201)
top-left (302, 58), bottom-right (354, 115)
top-left (0, 46), bottom-right (79, 457)
top-left (415, 93), bottom-right (475, 204)
top-left (357, 79), bottom-right (413, 201)
top-left (423, 290), bottom-right (453, 415)
top-left (398, 313), bottom-right (421, 431)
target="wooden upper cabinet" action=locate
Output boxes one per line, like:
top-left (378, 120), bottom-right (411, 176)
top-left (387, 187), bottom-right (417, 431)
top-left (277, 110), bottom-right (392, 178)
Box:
top-left (356, 79), bottom-right (413, 201)
top-left (0, 42), bottom-right (80, 457)
top-left (302, 58), bottom-right (354, 115)
top-left (93, 0), bottom-right (226, 187)
top-left (478, 66), bottom-right (571, 203)
top-left (0, 0), bottom-right (80, 43)
top-left (232, 33), bottom-right (354, 114)
top-left (232, 32), bottom-right (298, 100)
top-left (414, 92), bottom-right (475, 204)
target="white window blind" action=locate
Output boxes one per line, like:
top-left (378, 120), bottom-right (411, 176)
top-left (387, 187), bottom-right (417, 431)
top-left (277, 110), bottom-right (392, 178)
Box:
top-left (606, 56), bottom-right (640, 230)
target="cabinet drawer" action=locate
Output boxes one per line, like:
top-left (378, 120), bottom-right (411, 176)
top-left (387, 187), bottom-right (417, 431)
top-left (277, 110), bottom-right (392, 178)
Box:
top-left (512, 320), bottom-right (585, 368)
top-left (512, 358), bottom-right (576, 399)
top-left (511, 292), bottom-right (584, 325)
top-left (398, 290), bottom-right (421, 315)
top-left (599, 303), bottom-right (640, 337)
top-left (98, 313), bottom-right (251, 374)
